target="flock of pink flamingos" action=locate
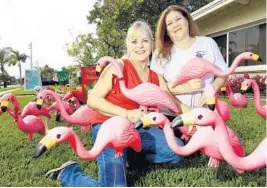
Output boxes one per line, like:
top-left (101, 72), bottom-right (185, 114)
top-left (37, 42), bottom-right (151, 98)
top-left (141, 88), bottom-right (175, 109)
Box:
top-left (0, 52), bottom-right (266, 176)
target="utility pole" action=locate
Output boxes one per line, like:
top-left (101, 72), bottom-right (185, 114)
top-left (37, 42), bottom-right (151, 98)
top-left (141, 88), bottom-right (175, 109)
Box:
top-left (29, 42), bottom-right (33, 69)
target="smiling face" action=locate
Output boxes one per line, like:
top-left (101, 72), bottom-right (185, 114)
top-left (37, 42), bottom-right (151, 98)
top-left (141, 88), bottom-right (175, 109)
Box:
top-left (165, 10), bottom-right (189, 42)
top-left (127, 28), bottom-right (153, 62)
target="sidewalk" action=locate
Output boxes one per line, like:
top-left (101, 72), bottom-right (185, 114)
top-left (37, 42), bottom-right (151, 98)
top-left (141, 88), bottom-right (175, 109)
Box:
top-left (0, 88), bottom-right (20, 97)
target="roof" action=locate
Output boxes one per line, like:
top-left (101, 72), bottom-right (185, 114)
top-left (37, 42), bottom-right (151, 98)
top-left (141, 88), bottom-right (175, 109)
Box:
top-left (191, 0), bottom-right (250, 21)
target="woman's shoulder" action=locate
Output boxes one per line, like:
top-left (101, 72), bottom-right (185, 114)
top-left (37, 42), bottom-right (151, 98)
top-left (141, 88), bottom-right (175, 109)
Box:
top-left (195, 36), bottom-right (215, 44)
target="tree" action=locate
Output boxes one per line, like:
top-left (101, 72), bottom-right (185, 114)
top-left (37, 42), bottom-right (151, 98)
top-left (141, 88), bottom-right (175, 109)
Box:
top-left (41, 64), bottom-right (55, 80)
top-left (8, 50), bottom-right (28, 86)
top-left (0, 47), bottom-right (16, 88)
top-left (67, 0), bottom-right (214, 66)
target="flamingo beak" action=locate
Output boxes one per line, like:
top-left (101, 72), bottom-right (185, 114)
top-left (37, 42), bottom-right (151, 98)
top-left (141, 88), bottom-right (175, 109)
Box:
top-left (36, 99), bottom-right (43, 110)
top-left (35, 136), bottom-right (56, 158)
top-left (134, 116), bottom-right (153, 129)
top-left (252, 54), bottom-right (263, 62)
top-left (95, 65), bottom-right (102, 77)
top-left (221, 86), bottom-right (226, 95)
top-left (240, 85), bottom-right (248, 95)
top-left (0, 101), bottom-right (8, 112)
top-left (206, 97), bottom-right (216, 111)
top-left (171, 113), bottom-right (196, 128)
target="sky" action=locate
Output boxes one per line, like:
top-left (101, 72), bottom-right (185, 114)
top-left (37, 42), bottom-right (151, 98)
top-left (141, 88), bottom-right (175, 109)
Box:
top-left (0, 0), bottom-right (97, 78)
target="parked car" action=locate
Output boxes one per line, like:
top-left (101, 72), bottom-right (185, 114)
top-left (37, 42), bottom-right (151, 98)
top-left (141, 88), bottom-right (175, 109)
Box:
top-left (42, 78), bottom-right (59, 86)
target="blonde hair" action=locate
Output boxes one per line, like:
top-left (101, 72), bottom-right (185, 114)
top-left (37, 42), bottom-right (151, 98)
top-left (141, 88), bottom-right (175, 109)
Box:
top-left (155, 5), bottom-right (200, 60)
top-left (125, 21), bottom-right (154, 57)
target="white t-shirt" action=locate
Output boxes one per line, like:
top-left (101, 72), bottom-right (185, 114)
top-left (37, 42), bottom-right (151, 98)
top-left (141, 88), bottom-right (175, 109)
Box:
top-left (150, 36), bottom-right (228, 107)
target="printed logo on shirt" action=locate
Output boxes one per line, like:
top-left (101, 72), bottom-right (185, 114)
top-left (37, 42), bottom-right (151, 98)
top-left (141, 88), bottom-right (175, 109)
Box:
top-left (196, 51), bottom-right (205, 58)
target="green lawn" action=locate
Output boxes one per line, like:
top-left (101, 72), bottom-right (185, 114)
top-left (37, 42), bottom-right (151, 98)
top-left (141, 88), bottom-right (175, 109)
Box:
top-left (10, 87), bottom-right (35, 96)
top-left (0, 96), bottom-right (265, 186)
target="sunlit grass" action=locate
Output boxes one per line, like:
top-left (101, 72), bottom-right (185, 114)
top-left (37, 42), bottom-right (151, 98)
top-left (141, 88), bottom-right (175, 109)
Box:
top-left (0, 95), bottom-right (265, 186)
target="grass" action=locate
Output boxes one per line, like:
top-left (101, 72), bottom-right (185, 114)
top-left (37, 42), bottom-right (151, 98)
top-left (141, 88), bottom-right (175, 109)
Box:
top-left (11, 87), bottom-right (36, 96)
top-left (0, 95), bottom-right (266, 186)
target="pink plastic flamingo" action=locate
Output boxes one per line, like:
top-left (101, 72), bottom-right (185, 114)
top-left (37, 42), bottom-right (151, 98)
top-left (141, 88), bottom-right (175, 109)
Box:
top-left (67, 97), bottom-right (81, 112)
top-left (62, 87), bottom-right (87, 104)
top-left (48, 101), bottom-right (74, 115)
top-left (176, 84), bottom-right (231, 141)
top-left (0, 94), bottom-right (47, 141)
top-left (96, 56), bottom-right (180, 113)
top-left (225, 84), bottom-right (248, 110)
top-left (172, 52), bottom-right (262, 88)
top-left (241, 79), bottom-right (266, 119)
top-left (177, 107), bottom-right (266, 171)
top-left (135, 111), bottom-right (245, 173)
top-left (36, 90), bottom-right (98, 133)
top-left (21, 102), bottom-right (51, 119)
top-left (35, 116), bottom-right (142, 159)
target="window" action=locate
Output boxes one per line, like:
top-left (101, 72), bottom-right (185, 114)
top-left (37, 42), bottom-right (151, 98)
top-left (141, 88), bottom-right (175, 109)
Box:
top-left (229, 24), bottom-right (266, 67)
top-left (213, 34), bottom-right (227, 62)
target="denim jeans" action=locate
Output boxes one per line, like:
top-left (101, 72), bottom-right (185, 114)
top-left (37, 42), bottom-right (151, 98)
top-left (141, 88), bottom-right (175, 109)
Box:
top-left (58, 123), bottom-right (184, 187)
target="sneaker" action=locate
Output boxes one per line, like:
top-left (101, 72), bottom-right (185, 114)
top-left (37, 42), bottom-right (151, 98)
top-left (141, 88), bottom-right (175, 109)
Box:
top-left (45, 161), bottom-right (77, 180)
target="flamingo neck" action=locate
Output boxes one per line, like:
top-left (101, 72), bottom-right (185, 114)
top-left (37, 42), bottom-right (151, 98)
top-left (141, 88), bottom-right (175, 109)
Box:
top-left (75, 100), bottom-right (81, 108)
top-left (108, 59), bottom-right (129, 95)
top-left (162, 118), bottom-right (196, 156)
top-left (228, 54), bottom-right (243, 74)
top-left (226, 84), bottom-right (234, 99)
top-left (251, 80), bottom-right (262, 108)
top-left (16, 113), bottom-right (23, 125)
top-left (68, 130), bottom-right (103, 160)
top-left (11, 95), bottom-right (21, 114)
top-left (226, 84), bottom-right (233, 96)
top-left (214, 113), bottom-right (262, 170)
top-left (46, 90), bottom-right (71, 121)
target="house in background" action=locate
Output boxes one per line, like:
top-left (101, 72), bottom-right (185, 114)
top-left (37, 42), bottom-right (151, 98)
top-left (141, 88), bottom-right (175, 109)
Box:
top-left (191, 0), bottom-right (266, 77)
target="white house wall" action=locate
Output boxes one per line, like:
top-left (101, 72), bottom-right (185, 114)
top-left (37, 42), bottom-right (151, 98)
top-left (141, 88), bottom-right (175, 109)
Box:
top-left (195, 0), bottom-right (266, 36)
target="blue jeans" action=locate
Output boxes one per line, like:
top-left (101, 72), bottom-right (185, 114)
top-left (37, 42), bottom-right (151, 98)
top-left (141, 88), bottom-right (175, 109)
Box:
top-left (58, 123), bottom-right (184, 187)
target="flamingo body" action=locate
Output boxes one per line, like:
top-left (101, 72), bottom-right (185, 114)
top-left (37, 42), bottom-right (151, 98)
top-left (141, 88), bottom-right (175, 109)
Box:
top-left (48, 101), bottom-right (74, 115)
top-left (22, 102), bottom-right (51, 119)
top-left (242, 79), bottom-right (266, 119)
top-left (139, 112), bottom-right (244, 172)
top-left (36, 116), bottom-right (141, 159)
top-left (1, 94), bottom-right (47, 141)
top-left (226, 84), bottom-right (248, 110)
top-left (63, 89), bottom-right (87, 104)
top-left (172, 52), bottom-right (262, 87)
top-left (37, 90), bottom-right (98, 133)
top-left (183, 108), bottom-right (266, 171)
top-left (97, 57), bottom-right (179, 113)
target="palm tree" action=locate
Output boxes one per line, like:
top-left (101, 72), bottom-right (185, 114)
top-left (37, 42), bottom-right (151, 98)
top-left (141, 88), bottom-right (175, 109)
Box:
top-left (0, 47), bottom-right (16, 88)
top-left (9, 50), bottom-right (28, 86)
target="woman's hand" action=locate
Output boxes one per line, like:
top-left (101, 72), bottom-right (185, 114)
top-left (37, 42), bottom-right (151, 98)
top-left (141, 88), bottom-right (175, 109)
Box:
top-left (168, 78), bottom-right (203, 95)
top-left (127, 109), bottom-right (147, 123)
top-left (185, 79), bottom-right (203, 93)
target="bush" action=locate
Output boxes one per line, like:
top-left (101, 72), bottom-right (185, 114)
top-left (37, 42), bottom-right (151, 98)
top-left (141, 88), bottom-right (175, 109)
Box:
top-left (219, 74), bottom-right (266, 95)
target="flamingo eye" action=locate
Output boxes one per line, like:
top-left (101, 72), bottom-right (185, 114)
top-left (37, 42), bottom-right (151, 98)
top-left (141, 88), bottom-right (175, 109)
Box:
top-left (249, 54), bottom-right (252, 56)
top-left (56, 134), bottom-right (61, 139)
top-left (198, 115), bottom-right (203, 120)
top-left (40, 96), bottom-right (43, 99)
top-left (152, 117), bottom-right (156, 121)
top-left (246, 83), bottom-right (249, 86)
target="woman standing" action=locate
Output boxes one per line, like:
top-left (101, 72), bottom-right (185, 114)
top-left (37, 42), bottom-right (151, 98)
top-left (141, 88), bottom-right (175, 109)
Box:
top-left (151, 5), bottom-right (228, 107)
